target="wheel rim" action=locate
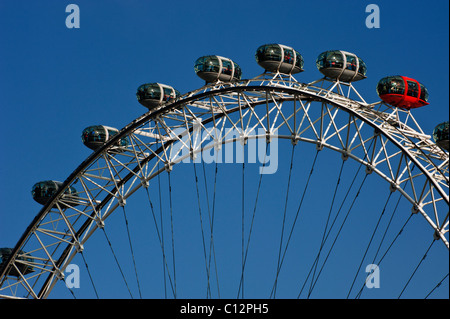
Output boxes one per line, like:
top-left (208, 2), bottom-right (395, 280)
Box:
top-left (1, 75), bottom-right (448, 299)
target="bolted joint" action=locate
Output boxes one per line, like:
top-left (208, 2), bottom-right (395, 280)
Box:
top-left (411, 203), bottom-right (421, 214)
top-left (341, 149), bottom-right (350, 161)
top-left (266, 131), bottom-right (271, 144)
top-left (95, 216), bottom-right (105, 229)
top-left (55, 268), bottom-right (65, 281)
top-left (389, 182), bottom-right (399, 192)
top-left (189, 148), bottom-right (197, 161)
top-left (365, 164), bottom-right (374, 174)
top-left (373, 128), bottom-right (382, 137)
top-left (141, 177), bottom-right (149, 189)
top-left (240, 134), bottom-right (248, 146)
top-left (291, 134), bottom-right (299, 146)
top-left (118, 196), bottom-right (126, 207)
top-left (74, 241), bottom-right (84, 253)
top-left (316, 141), bottom-right (324, 151)
top-left (214, 140), bottom-right (222, 151)
top-left (433, 230), bottom-right (442, 241)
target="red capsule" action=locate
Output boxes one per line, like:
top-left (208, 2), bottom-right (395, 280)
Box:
top-left (377, 76), bottom-right (429, 109)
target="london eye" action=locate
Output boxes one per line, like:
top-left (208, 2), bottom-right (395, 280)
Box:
top-left (0, 42), bottom-right (448, 299)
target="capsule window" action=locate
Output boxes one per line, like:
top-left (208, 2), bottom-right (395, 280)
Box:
top-left (222, 60), bottom-right (233, 76)
top-left (195, 56), bottom-right (220, 73)
top-left (283, 48), bottom-right (294, 64)
top-left (345, 54), bottom-right (357, 71)
top-left (163, 87), bottom-right (172, 101)
top-left (420, 83), bottom-right (429, 101)
top-left (315, 52), bottom-right (326, 69)
top-left (194, 57), bottom-right (204, 72)
top-left (433, 122), bottom-right (449, 143)
top-left (32, 182), bottom-right (56, 199)
top-left (388, 77), bottom-right (405, 95)
top-left (406, 81), bottom-right (419, 98)
top-left (208, 58), bottom-right (220, 73)
top-left (377, 76), bottom-right (405, 95)
top-left (327, 51), bottom-right (344, 68)
top-left (93, 128), bottom-right (106, 142)
top-left (376, 78), bottom-right (388, 95)
top-left (108, 129), bottom-right (117, 138)
top-left (234, 63), bottom-right (242, 79)
top-left (358, 58), bottom-right (367, 76)
top-left (295, 50), bottom-right (304, 69)
top-left (147, 85), bottom-right (161, 100)
top-left (264, 44), bottom-right (282, 62)
top-left (83, 126), bottom-right (106, 143)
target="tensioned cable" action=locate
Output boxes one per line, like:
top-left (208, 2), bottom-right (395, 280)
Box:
top-left (307, 159), bottom-right (345, 296)
top-left (369, 165), bottom-right (417, 264)
top-left (298, 159), bottom-right (360, 298)
top-left (305, 172), bottom-right (369, 298)
top-left (368, 212), bottom-right (414, 274)
top-left (192, 162), bottom-right (212, 298)
top-left (237, 143), bottom-right (268, 299)
top-left (167, 171), bottom-right (177, 298)
top-left (157, 163), bottom-right (168, 298)
top-left (241, 161), bottom-right (245, 299)
top-left (201, 159), bottom-right (213, 298)
top-left (398, 238), bottom-right (436, 299)
top-left (80, 251), bottom-right (99, 298)
top-left (354, 171), bottom-right (414, 299)
top-left (297, 160), bottom-right (356, 298)
top-left (144, 186), bottom-right (175, 298)
top-left (424, 273), bottom-right (448, 299)
top-left (302, 136), bottom-right (377, 298)
top-left (269, 150), bottom-right (320, 298)
top-left (201, 159), bottom-right (220, 298)
top-left (207, 160), bottom-right (221, 298)
top-left (346, 191), bottom-right (393, 298)
top-left (352, 209), bottom-right (415, 298)
top-left (61, 277), bottom-right (77, 299)
top-left (273, 144), bottom-right (296, 298)
top-left (121, 205), bottom-right (142, 298)
top-left (380, 214), bottom-right (414, 264)
top-left (102, 227), bottom-right (133, 298)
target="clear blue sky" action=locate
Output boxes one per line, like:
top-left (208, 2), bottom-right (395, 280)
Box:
top-left (0, 0), bottom-right (448, 299)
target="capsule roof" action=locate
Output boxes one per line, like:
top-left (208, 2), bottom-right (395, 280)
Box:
top-left (82, 125), bottom-right (129, 151)
top-left (255, 44), bottom-right (304, 75)
top-left (316, 50), bottom-right (367, 82)
top-left (31, 180), bottom-right (78, 206)
top-left (194, 55), bottom-right (242, 83)
top-left (433, 121), bottom-right (449, 151)
top-left (376, 76), bottom-right (429, 109)
top-left (136, 83), bottom-right (180, 109)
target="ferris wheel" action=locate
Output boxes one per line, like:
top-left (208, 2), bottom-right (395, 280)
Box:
top-left (0, 44), bottom-right (448, 299)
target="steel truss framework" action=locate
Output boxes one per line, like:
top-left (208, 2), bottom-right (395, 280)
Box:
top-left (0, 73), bottom-right (448, 299)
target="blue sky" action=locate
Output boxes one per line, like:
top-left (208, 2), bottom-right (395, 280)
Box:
top-left (0, 0), bottom-right (448, 299)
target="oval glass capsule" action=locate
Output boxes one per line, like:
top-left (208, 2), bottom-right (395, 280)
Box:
top-left (255, 43), bottom-right (304, 74)
top-left (432, 121), bottom-right (449, 151)
top-left (136, 83), bottom-right (180, 109)
top-left (316, 50), bottom-right (367, 82)
top-left (31, 180), bottom-right (78, 206)
top-left (376, 76), bottom-right (429, 109)
top-left (194, 55), bottom-right (242, 83)
top-left (82, 125), bottom-right (129, 151)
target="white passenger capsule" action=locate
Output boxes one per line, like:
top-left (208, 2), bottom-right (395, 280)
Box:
top-left (255, 43), bottom-right (304, 74)
top-left (194, 55), bottom-right (242, 83)
top-left (316, 50), bottom-right (367, 82)
top-left (136, 83), bottom-right (180, 109)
